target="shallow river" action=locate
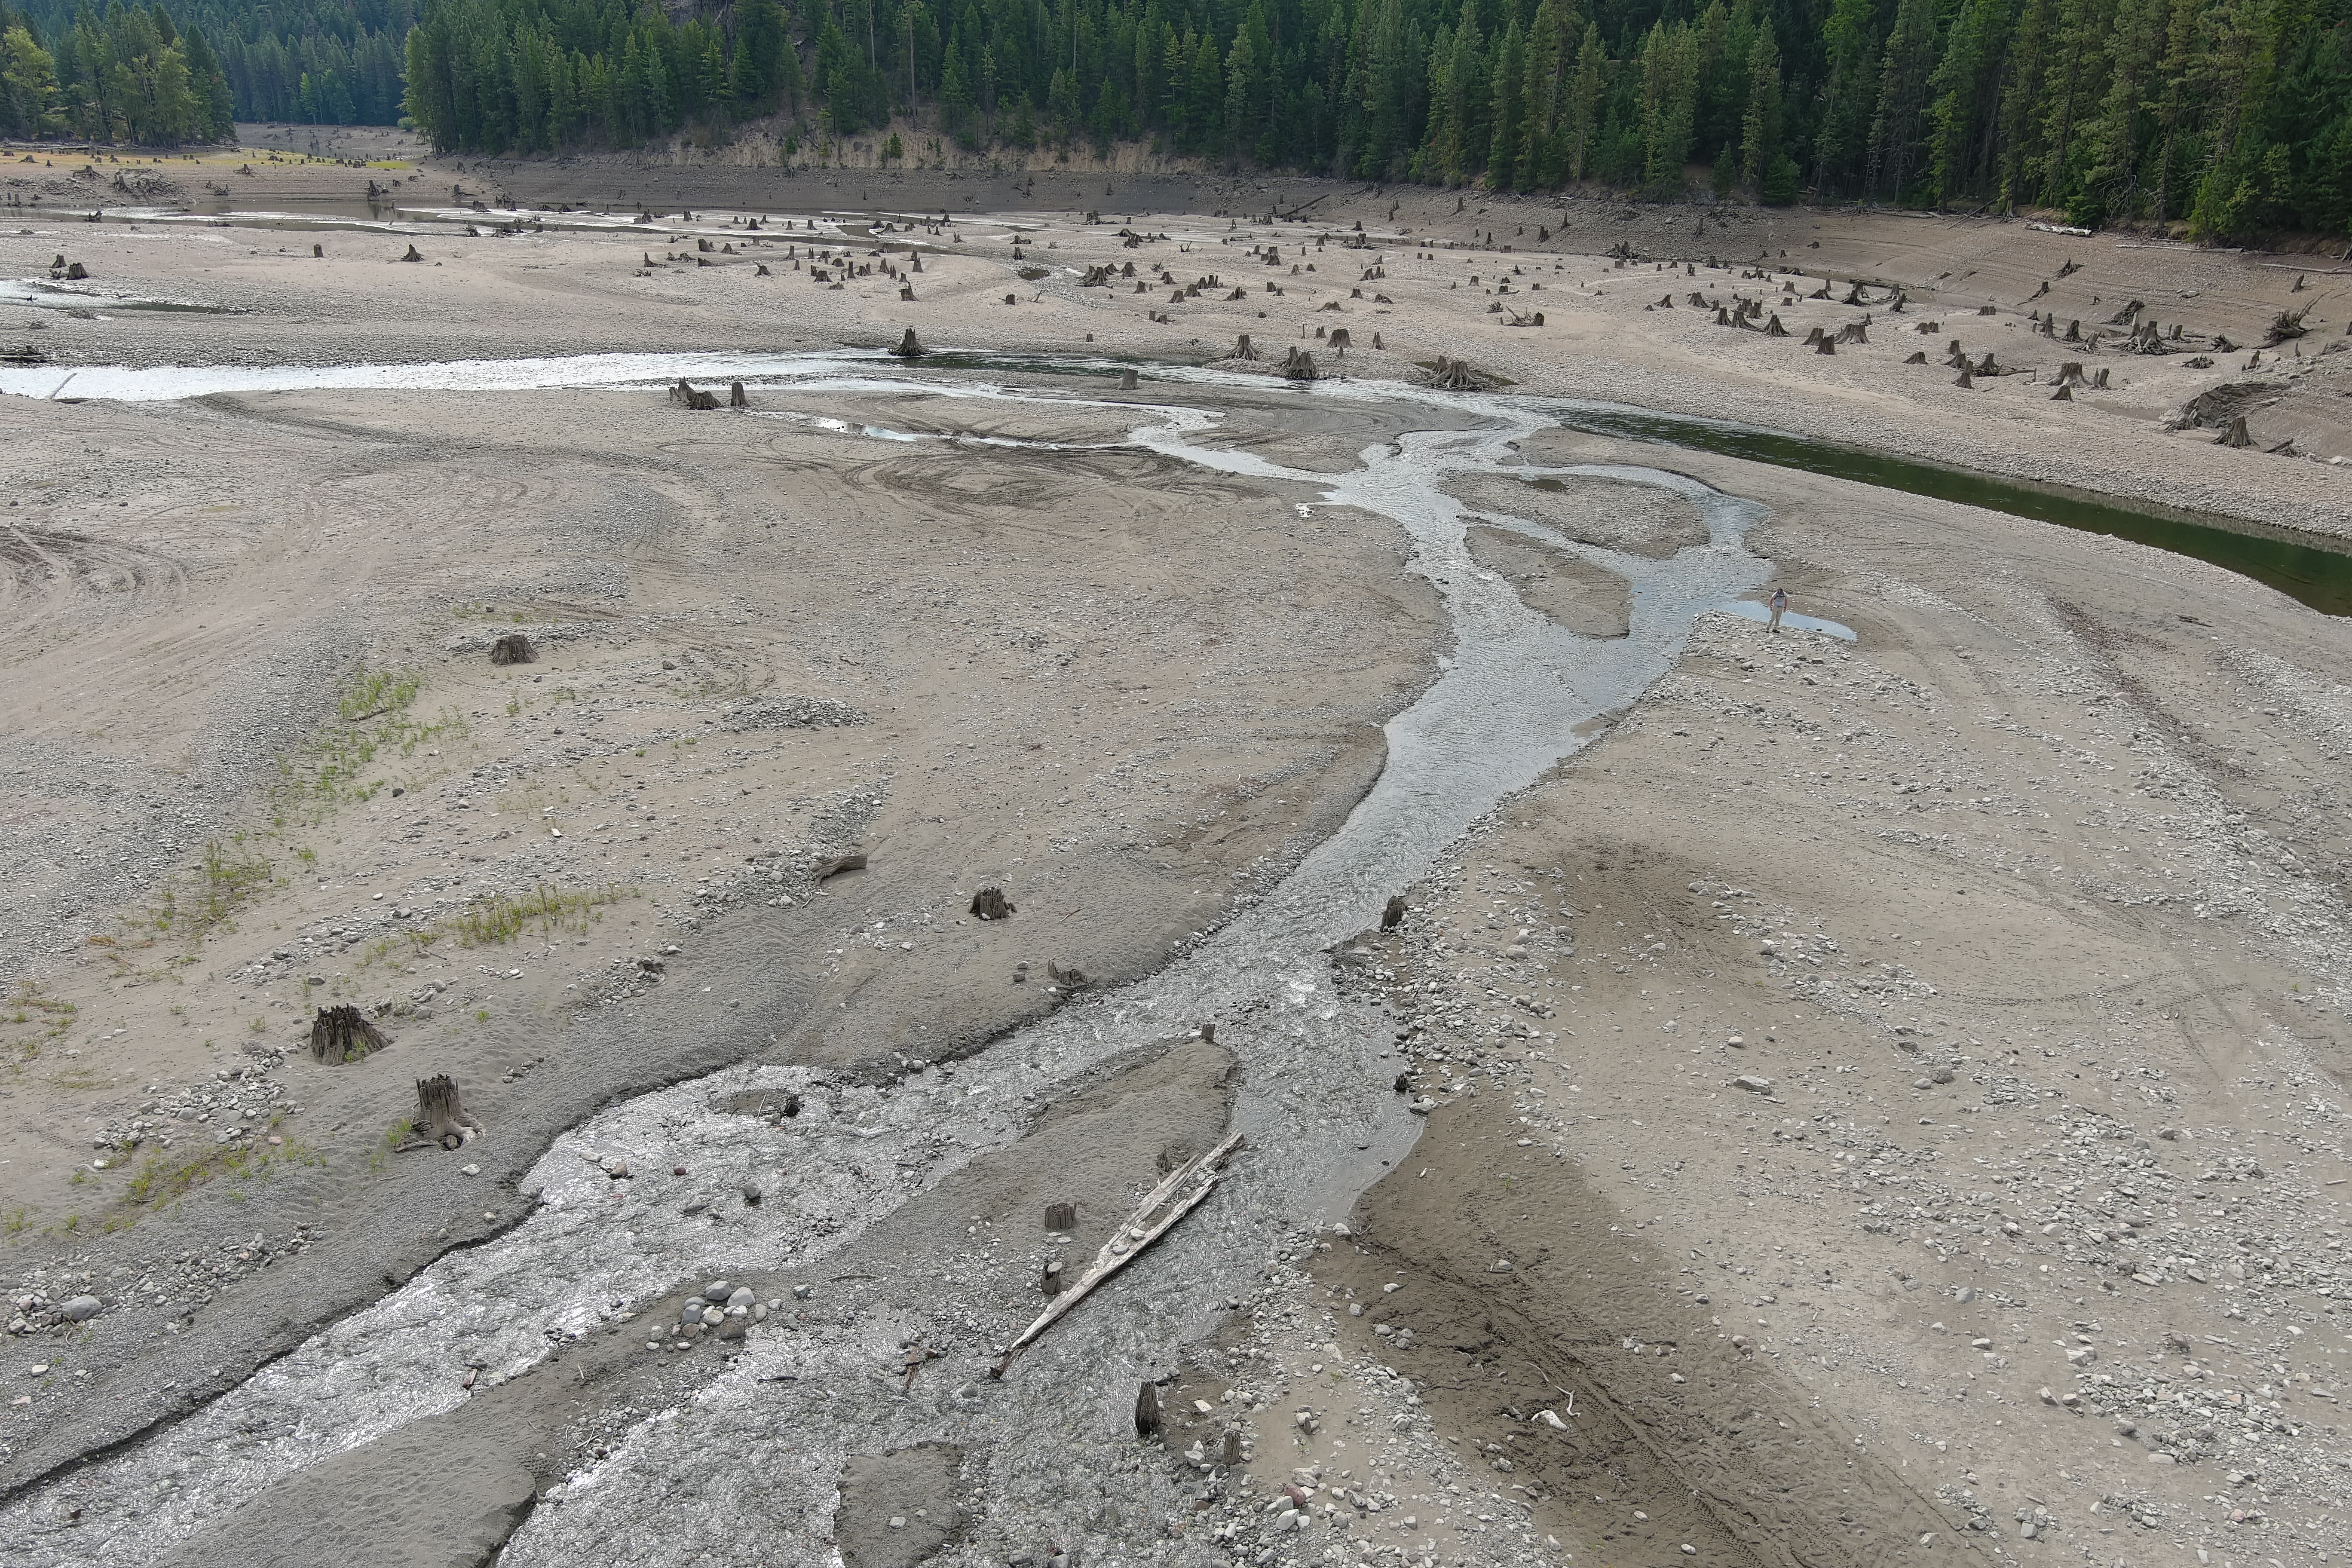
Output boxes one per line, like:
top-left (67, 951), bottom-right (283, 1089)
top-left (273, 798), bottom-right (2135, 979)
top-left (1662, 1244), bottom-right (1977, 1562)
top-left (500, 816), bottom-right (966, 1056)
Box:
top-left (0, 356), bottom-right (1871, 1564)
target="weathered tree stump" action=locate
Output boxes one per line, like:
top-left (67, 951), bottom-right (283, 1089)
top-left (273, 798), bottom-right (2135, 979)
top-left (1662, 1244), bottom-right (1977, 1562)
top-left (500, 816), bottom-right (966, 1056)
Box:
top-left (891, 327), bottom-right (927, 358)
top-left (1046, 960), bottom-right (1090, 992)
top-left (1119, 368), bottom-right (1139, 389)
top-left (1764, 315), bottom-right (1788, 337)
top-left (401, 245), bottom-right (423, 262)
top-left (670, 379), bottom-right (721, 410)
top-left (1233, 333), bottom-right (1258, 360)
top-left (729, 381), bottom-right (747, 407)
top-left (1283, 350), bottom-right (1319, 382)
top-left (1373, 331), bottom-right (1385, 348)
top-left (971, 886), bottom-right (1014, 920)
top-left (1381, 894), bottom-right (1406, 931)
top-left (1904, 350), bottom-right (1927, 363)
top-left (1044, 1202), bottom-right (1078, 1231)
top-left (1221, 1430), bottom-right (1244, 1467)
top-left (1328, 328), bottom-right (1352, 351)
top-left (1815, 335), bottom-right (1836, 354)
top-left (1041, 1259), bottom-right (1064, 1294)
top-left (415, 1074), bottom-right (484, 1147)
top-left (310, 1005), bottom-right (387, 1065)
top-left (2051, 384), bottom-right (2073, 401)
top-left (1953, 370), bottom-right (1975, 388)
top-left (489, 633), bottom-right (535, 665)
top-left (311, 243), bottom-right (323, 258)
top-left (1199, 1022), bottom-right (1216, 1044)
top-left (1135, 1381), bottom-right (1162, 1438)
top-left (2219, 415), bottom-right (2253, 448)
top-left (2092, 367), bottom-right (2111, 389)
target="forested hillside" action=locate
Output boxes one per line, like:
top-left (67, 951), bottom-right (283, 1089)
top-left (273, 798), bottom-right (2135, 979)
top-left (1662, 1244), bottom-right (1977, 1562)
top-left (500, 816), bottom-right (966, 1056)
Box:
top-left (4, 0), bottom-right (2348, 240)
top-left (398, 0), bottom-right (2350, 238)
top-left (0, 0), bottom-right (236, 141)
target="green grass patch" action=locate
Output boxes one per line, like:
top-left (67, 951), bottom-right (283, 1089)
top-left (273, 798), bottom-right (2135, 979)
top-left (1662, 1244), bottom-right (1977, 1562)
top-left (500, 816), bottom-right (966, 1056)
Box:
top-left (361, 882), bottom-right (635, 968)
top-left (272, 664), bottom-right (467, 820)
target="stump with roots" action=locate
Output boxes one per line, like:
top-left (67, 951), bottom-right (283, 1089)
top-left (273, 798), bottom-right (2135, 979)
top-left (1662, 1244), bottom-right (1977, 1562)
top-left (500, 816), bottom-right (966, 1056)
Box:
top-left (1136, 1382), bottom-right (1163, 1439)
top-left (312, 243), bottom-right (323, 258)
top-left (489, 632), bottom-right (535, 666)
top-left (670, 379), bottom-right (721, 410)
top-left (1232, 333), bottom-right (1259, 360)
top-left (2051, 384), bottom-right (2073, 401)
top-left (970, 886), bottom-right (1014, 920)
top-left (892, 327), bottom-right (927, 358)
top-left (2219, 415), bottom-right (2253, 448)
top-left (755, 263), bottom-right (771, 276)
top-left (1815, 335), bottom-right (1837, 354)
top-left (1283, 349), bottom-right (1320, 382)
top-left (1381, 894), bottom-right (1406, 931)
top-left (401, 244), bottom-right (423, 262)
top-left (1372, 332), bottom-right (1384, 349)
top-left (1328, 328), bottom-right (1352, 352)
top-left (1046, 960), bottom-right (1090, 992)
top-left (2092, 368), bottom-right (2111, 389)
top-left (311, 1005), bottom-right (388, 1065)
top-left (1119, 368), bottom-right (1139, 389)
top-left (1044, 1202), bottom-right (1078, 1231)
top-left (1764, 315), bottom-right (1788, 337)
top-left (729, 381), bottom-right (747, 408)
top-left (413, 1075), bottom-right (484, 1148)
top-left (1954, 369), bottom-right (1976, 388)
top-left (1905, 350), bottom-right (1927, 364)
top-left (1837, 322), bottom-right (1868, 344)
top-left (1803, 325), bottom-right (1824, 346)
top-left (2056, 361), bottom-right (2085, 384)
top-left (1222, 1430), bottom-right (1244, 1467)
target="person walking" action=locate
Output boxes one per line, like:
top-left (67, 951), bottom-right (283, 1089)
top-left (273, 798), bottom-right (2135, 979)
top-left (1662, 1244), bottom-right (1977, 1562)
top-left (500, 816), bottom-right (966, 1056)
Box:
top-left (1767, 586), bottom-right (1789, 633)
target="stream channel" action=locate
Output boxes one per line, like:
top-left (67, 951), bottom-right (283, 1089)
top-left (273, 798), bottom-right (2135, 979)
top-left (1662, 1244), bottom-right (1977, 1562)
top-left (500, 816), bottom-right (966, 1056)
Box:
top-left (0, 351), bottom-right (2326, 1564)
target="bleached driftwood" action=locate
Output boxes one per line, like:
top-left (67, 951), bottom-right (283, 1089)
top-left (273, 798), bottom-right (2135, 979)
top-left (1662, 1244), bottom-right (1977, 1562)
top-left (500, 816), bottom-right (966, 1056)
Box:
top-left (991, 1130), bottom-right (1245, 1377)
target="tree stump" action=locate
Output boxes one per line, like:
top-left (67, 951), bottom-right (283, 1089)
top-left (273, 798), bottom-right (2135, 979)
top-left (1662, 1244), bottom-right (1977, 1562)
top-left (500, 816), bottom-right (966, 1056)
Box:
top-left (401, 245), bottom-right (423, 262)
top-left (2051, 384), bottom-right (2073, 400)
top-left (670, 379), bottom-right (720, 410)
top-left (1764, 315), bottom-right (1788, 337)
top-left (1381, 894), bottom-right (1406, 931)
top-left (310, 1005), bottom-right (387, 1065)
top-left (892, 328), bottom-right (927, 358)
top-left (1221, 1430), bottom-right (1244, 1467)
top-left (312, 243), bottom-right (323, 257)
top-left (1954, 370), bottom-right (1975, 388)
top-left (1373, 332), bottom-right (1385, 348)
top-left (1815, 335), bottom-right (1836, 354)
top-left (2219, 415), bottom-right (2253, 448)
top-left (1904, 350), bottom-right (1927, 363)
top-left (1199, 1022), bottom-right (1216, 1044)
top-left (1041, 1259), bottom-right (1064, 1295)
top-left (1135, 1382), bottom-right (1162, 1439)
top-left (2092, 368), bottom-right (2110, 389)
top-left (1233, 333), bottom-right (1258, 359)
top-left (1284, 350), bottom-right (1319, 382)
top-left (1328, 328), bottom-right (1351, 352)
top-left (970, 886), bottom-right (1014, 920)
top-left (1119, 368), bottom-right (1139, 389)
top-left (1044, 1202), bottom-right (1078, 1231)
top-left (729, 381), bottom-right (747, 407)
top-left (489, 633), bottom-right (535, 665)
top-left (1046, 961), bottom-right (1090, 992)
top-left (415, 1075), bottom-right (483, 1147)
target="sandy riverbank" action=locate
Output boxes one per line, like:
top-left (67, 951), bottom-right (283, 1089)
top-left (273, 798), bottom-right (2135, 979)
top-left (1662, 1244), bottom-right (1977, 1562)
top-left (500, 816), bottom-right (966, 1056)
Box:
top-left (2, 154), bottom-right (2349, 1568)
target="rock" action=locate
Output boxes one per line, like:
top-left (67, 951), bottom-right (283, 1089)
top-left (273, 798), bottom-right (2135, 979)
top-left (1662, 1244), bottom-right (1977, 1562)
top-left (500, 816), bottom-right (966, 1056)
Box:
top-left (459, 1163), bottom-right (480, 1176)
top-left (1730, 1075), bottom-right (1773, 1094)
top-left (705, 1279), bottom-right (731, 1299)
top-left (61, 1296), bottom-right (100, 1322)
top-left (728, 1286), bottom-right (754, 1308)
top-left (701, 1306), bottom-right (725, 1327)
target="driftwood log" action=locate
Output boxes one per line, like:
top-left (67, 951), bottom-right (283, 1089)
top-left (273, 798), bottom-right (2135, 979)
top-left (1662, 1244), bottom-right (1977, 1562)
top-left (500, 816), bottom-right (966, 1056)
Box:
top-left (489, 632), bottom-right (535, 665)
top-left (991, 1131), bottom-right (1246, 1377)
top-left (413, 1075), bottom-right (484, 1148)
top-left (310, 1005), bottom-right (387, 1065)
top-left (970, 886), bottom-right (1014, 920)
top-left (812, 851), bottom-right (867, 881)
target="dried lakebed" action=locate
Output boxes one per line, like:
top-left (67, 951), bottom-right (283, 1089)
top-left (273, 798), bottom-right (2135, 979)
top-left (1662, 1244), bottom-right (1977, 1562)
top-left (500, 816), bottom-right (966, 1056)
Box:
top-left (0, 357), bottom-right (1915, 1565)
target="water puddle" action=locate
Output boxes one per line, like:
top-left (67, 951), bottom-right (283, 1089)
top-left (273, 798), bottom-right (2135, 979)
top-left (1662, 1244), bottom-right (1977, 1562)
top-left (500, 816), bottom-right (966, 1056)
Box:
top-left (1715, 598), bottom-right (1859, 641)
top-left (0, 356), bottom-right (1773, 1564)
top-left (0, 278), bottom-right (237, 315)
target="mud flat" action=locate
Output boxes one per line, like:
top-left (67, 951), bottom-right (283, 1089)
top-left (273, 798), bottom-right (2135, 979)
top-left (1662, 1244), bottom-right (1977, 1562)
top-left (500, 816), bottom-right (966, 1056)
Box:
top-left (3, 168), bottom-right (2351, 1568)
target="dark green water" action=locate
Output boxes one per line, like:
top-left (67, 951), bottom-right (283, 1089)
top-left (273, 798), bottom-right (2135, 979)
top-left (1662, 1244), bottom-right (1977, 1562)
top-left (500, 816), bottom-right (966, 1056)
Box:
top-left (1556, 404), bottom-right (2352, 619)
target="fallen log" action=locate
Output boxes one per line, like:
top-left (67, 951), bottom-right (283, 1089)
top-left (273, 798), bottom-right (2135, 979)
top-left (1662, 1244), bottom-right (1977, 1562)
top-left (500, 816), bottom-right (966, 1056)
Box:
top-left (991, 1130), bottom-right (1246, 1377)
